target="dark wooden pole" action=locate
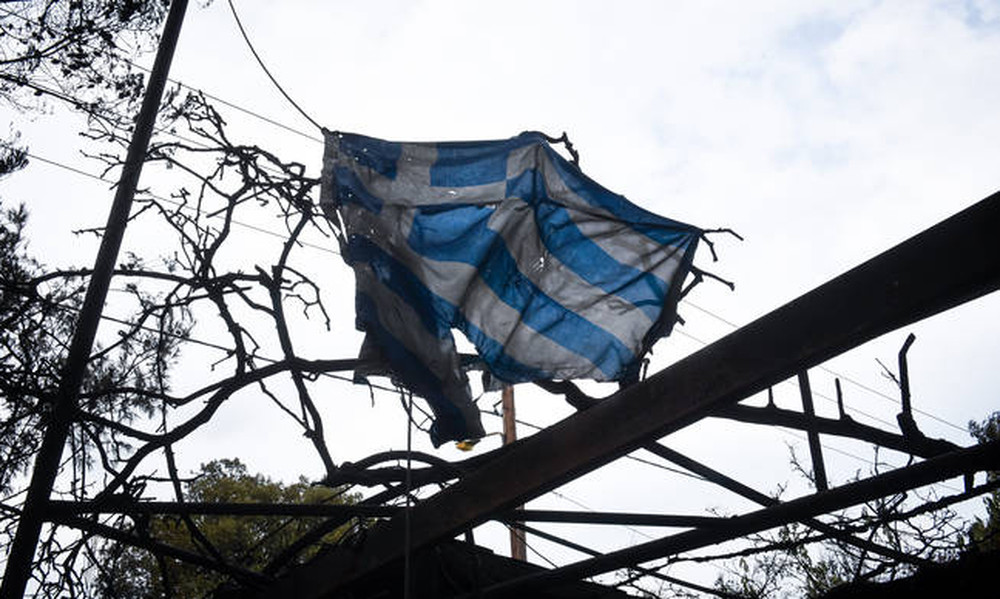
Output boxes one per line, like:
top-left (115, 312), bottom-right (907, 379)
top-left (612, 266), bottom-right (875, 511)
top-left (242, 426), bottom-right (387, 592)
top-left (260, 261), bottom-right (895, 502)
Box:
top-left (0, 2), bottom-right (189, 596)
top-left (502, 385), bottom-right (527, 561)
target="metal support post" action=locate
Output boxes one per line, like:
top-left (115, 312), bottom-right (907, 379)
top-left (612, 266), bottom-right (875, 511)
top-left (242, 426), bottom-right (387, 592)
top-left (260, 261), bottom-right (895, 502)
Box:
top-left (797, 370), bottom-right (829, 491)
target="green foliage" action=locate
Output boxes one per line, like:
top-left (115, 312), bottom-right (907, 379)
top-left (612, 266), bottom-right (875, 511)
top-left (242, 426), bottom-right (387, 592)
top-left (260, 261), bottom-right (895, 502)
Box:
top-left (99, 458), bottom-right (358, 599)
top-left (966, 411), bottom-right (1000, 553)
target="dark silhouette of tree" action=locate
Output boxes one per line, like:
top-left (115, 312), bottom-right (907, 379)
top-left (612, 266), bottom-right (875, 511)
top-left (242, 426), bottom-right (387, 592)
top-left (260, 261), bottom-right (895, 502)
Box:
top-left (966, 411), bottom-right (1000, 553)
top-left (99, 458), bottom-right (357, 599)
top-left (0, 0), bottom-right (171, 130)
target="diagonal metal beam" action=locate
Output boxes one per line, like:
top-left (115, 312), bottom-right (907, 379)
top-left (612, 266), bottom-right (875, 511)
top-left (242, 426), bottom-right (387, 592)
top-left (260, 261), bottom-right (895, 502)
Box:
top-left (475, 440), bottom-right (1000, 597)
top-left (249, 191), bottom-right (1000, 599)
top-left (495, 509), bottom-right (723, 528)
top-left (512, 523), bottom-right (741, 599)
top-left (711, 403), bottom-right (960, 458)
top-left (642, 443), bottom-right (931, 566)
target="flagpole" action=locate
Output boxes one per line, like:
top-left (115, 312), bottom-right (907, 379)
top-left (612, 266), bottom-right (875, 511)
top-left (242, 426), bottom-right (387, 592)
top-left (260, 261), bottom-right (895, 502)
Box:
top-left (502, 384), bottom-right (527, 561)
top-left (0, 2), bottom-right (189, 596)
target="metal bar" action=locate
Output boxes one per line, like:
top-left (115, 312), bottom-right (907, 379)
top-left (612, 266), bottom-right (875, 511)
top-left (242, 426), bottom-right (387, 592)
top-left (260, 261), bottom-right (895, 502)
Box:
top-left (0, 2), bottom-right (189, 597)
top-left (642, 444), bottom-right (930, 566)
top-left (513, 523), bottom-right (741, 599)
top-left (642, 444), bottom-right (776, 506)
top-left (711, 403), bottom-right (959, 458)
top-left (249, 191), bottom-right (1000, 599)
top-left (50, 513), bottom-right (269, 586)
top-left (496, 509), bottom-right (722, 528)
top-left (47, 501), bottom-right (399, 518)
top-left (898, 333), bottom-right (916, 416)
top-left (797, 371), bottom-right (829, 491)
top-left (478, 440), bottom-right (1000, 597)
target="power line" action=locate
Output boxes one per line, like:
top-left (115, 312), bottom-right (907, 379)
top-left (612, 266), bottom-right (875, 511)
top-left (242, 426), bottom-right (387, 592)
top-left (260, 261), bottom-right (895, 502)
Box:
top-left (21, 149), bottom-right (340, 257)
top-left (225, 0), bottom-right (323, 133)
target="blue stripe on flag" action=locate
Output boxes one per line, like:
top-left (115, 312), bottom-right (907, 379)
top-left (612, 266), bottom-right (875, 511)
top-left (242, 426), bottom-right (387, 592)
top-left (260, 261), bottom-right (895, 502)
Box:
top-left (541, 145), bottom-right (700, 247)
top-left (407, 203), bottom-right (497, 259)
top-left (350, 229), bottom-right (551, 383)
top-left (338, 134), bottom-right (402, 179)
top-left (408, 206), bottom-right (635, 379)
top-left (346, 235), bottom-right (456, 338)
top-left (334, 166), bottom-right (383, 213)
top-left (506, 169), bottom-right (668, 322)
top-left (430, 132), bottom-right (543, 188)
top-left (355, 293), bottom-right (465, 444)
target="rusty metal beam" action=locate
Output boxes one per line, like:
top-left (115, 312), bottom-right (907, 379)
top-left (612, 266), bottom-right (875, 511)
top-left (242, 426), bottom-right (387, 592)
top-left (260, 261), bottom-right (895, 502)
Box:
top-left (641, 444), bottom-right (931, 566)
top-left (475, 440), bottom-right (1000, 597)
top-left (496, 509), bottom-right (722, 528)
top-left (250, 191), bottom-right (1000, 599)
top-left (711, 403), bottom-right (960, 458)
top-left (47, 501), bottom-right (399, 519)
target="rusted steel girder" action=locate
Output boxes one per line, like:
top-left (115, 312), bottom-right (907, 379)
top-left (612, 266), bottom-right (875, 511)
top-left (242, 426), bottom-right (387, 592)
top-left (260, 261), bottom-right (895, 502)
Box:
top-left (47, 501), bottom-right (400, 518)
top-left (249, 191), bottom-right (1000, 599)
top-left (477, 440), bottom-right (1000, 597)
top-left (712, 403), bottom-right (960, 457)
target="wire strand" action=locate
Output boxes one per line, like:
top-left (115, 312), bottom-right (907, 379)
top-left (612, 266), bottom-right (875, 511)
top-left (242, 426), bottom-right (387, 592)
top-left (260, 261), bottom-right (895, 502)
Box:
top-left (226, 0), bottom-right (323, 133)
top-left (21, 149), bottom-right (340, 257)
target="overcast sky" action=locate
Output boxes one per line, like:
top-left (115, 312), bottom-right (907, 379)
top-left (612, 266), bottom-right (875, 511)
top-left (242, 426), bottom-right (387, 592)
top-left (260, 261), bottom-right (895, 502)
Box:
top-left (5, 0), bottom-right (1000, 592)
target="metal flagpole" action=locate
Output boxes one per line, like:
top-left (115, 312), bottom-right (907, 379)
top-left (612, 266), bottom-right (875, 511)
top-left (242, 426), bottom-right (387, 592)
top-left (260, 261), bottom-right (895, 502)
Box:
top-left (0, 1), bottom-right (189, 596)
top-left (501, 385), bottom-right (527, 561)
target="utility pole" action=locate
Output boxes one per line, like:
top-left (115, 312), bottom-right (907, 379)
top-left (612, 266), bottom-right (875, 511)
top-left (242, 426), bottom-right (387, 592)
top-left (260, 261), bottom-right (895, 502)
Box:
top-left (0, 2), bottom-right (189, 596)
top-left (502, 385), bottom-right (527, 561)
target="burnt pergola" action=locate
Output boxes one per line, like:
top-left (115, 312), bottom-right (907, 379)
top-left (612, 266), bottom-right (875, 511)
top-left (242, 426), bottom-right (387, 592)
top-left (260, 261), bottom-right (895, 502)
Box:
top-left (2, 2), bottom-right (998, 596)
top-left (9, 186), bottom-right (999, 598)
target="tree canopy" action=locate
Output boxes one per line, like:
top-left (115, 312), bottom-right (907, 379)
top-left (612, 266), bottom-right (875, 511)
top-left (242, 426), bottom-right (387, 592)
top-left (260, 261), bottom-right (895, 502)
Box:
top-left (99, 458), bottom-right (358, 599)
top-left (0, 0), bottom-right (170, 127)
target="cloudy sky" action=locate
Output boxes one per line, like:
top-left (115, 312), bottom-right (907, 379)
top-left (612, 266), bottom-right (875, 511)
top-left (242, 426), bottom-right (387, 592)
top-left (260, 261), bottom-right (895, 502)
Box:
top-left (5, 0), bottom-right (1000, 591)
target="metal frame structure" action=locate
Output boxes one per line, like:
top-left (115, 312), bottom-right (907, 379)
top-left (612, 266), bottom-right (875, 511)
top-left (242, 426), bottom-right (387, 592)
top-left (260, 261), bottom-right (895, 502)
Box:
top-left (2, 2), bottom-right (999, 595)
top-left (6, 187), bottom-right (994, 598)
top-left (236, 190), bottom-right (999, 598)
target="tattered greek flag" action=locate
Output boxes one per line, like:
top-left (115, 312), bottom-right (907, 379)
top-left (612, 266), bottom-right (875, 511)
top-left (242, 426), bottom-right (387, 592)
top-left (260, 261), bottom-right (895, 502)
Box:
top-left (321, 131), bottom-right (704, 445)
